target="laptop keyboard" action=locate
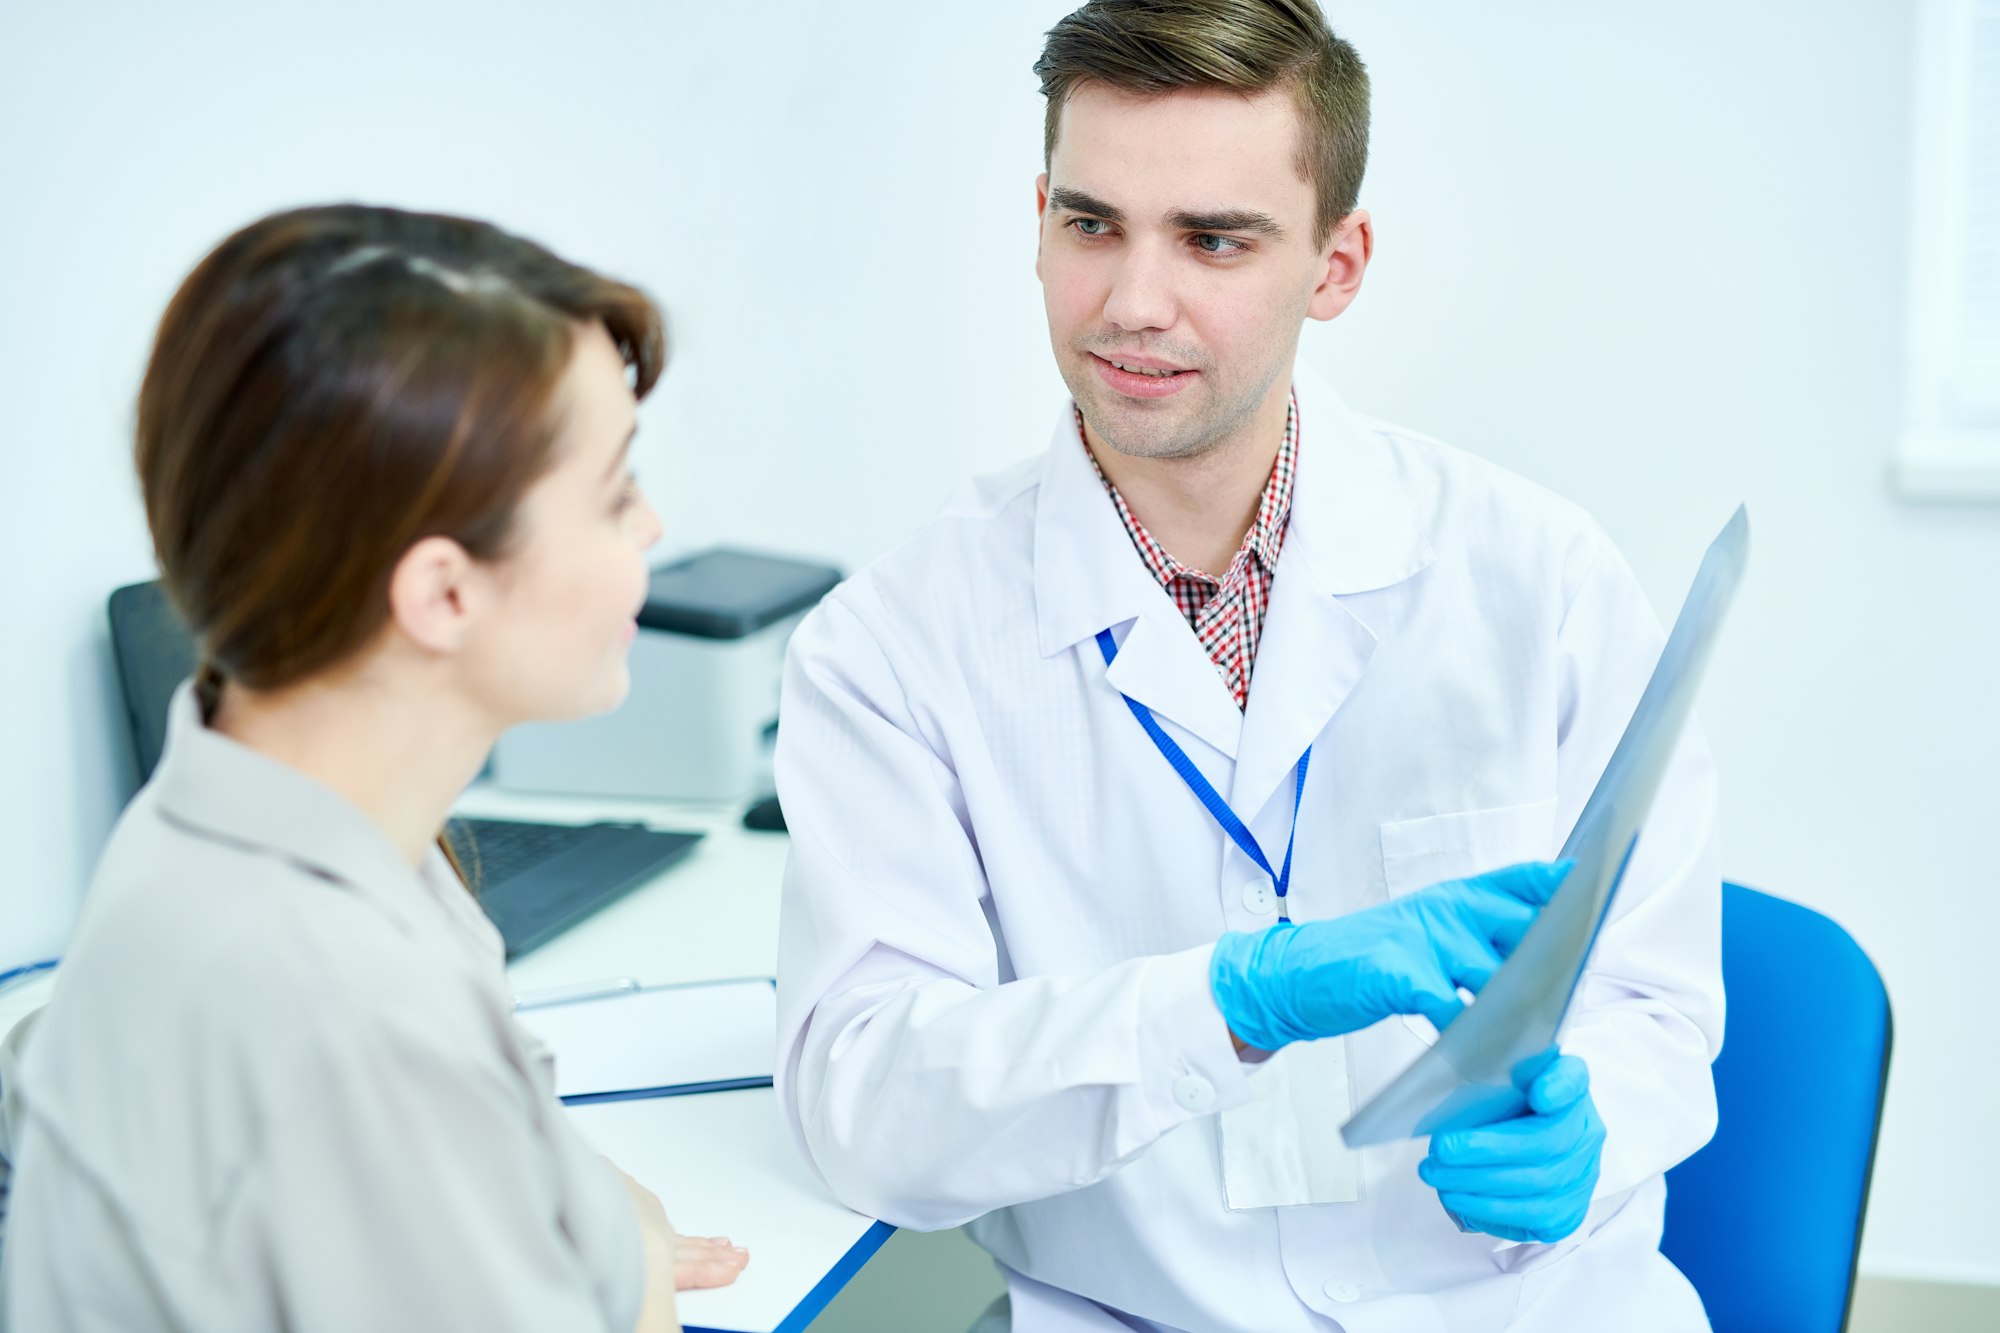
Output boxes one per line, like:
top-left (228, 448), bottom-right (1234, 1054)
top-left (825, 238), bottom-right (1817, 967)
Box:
top-left (445, 817), bottom-right (603, 888)
top-left (444, 816), bottom-right (705, 958)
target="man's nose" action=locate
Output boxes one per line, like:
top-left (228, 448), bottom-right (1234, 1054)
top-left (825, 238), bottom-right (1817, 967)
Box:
top-left (1100, 239), bottom-right (1179, 333)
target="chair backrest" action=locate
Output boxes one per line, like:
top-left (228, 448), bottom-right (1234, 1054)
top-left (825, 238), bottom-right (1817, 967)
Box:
top-left (1660, 883), bottom-right (1891, 1333)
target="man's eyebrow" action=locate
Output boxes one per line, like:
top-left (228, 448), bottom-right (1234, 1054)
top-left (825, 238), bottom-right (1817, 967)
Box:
top-left (1166, 207), bottom-right (1285, 239)
top-left (602, 423), bottom-right (637, 482)
top-left (1046, 186), bottom-right (1125, 222)
top-left (1048, 187), bottom-right (1285, 240)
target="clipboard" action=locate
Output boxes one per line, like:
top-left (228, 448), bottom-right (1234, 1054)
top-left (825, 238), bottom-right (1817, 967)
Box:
top-left (1341, 506), bottom-right (1749, 1147)
top-left (514, 976), bottom-right (778, 1105)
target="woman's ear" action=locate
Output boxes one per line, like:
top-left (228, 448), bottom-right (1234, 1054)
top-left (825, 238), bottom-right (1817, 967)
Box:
top-left (386, 535), bottom-right (481, 655)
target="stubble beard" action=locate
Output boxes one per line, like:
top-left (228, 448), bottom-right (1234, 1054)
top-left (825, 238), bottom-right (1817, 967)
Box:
top-left (1068, 352), bottom-right (1277, 463)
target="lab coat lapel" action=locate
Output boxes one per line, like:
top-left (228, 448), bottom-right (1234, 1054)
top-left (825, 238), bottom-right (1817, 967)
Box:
top-left (1102, 605), bottom-right (1244, 760)
top-left (1228, 537), bottom-right (1376, 816)
top-left (1228, 370), bottom-right (1438, 816)
top-left (1034, 405), bottom-right (1243, 760)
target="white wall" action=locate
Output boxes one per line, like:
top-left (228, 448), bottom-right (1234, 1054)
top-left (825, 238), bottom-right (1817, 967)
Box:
top-left (2, 0), bottom-right (1993, 1285)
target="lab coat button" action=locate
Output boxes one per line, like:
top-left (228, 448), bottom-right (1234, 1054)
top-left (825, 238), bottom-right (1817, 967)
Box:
top-left (1322, 1279), bottom-right (1360, 1303)
top-left (1240, 879), bottom-right (1277, 914)
top-left (1171, 1074), bottom-right (1216, 1112)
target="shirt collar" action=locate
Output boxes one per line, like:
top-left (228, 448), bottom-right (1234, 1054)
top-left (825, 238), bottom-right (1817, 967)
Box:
top-left (148, 679), bottom-right (443, 937)
top-left (1082, 394), bottom-right (1297, 591)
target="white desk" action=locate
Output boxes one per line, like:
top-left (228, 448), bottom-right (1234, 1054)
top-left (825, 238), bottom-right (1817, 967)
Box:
top-left (458, 784), bottom-right (892, 1333)
top-left (564, 1088), bottom-right (892, 1333)
top-left (2, 785), bottom-right (892, 1333)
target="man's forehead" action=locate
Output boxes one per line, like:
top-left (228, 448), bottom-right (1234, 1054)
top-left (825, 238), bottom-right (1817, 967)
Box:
top-left (1049, 82), bottom-right (1312, 225)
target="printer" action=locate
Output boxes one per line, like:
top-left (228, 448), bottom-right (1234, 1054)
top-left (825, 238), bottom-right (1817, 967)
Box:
top-left (492, 546), bottom-right (841, 804)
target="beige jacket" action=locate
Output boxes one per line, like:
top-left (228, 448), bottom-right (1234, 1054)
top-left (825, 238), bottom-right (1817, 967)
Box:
top-left (1, 682), bottom-right (641, 1332)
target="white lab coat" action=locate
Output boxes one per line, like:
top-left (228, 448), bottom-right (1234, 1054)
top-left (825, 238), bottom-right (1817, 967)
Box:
top-left (774, 367), bottom-right (1723, 1333)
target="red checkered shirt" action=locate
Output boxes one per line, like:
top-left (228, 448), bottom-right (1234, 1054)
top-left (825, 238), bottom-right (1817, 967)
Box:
top-left (1083, 394), bottom-right (1299, 710)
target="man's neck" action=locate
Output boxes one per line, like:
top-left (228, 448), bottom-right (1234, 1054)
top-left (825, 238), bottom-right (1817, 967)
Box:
top-left (1086, 381), bottom-right (1292, 577)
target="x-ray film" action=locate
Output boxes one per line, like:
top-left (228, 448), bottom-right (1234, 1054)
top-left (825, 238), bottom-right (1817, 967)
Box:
top-left (1341, 505), bottom-right (1749, 1148)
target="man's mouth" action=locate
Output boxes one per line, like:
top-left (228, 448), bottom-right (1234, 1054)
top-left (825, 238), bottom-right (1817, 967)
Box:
top-left (1089, 351), bottom-right (1198, 398)
top-left (1103, 358), bottom-right (1182, 378)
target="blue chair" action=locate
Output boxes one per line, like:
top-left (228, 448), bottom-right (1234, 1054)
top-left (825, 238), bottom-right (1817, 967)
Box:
top-left (1660, 883), bottom-right (1892, 1333)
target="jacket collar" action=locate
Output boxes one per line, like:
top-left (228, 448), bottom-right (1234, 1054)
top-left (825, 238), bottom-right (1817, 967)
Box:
top-left (149, 679), bottom-right (435, 937)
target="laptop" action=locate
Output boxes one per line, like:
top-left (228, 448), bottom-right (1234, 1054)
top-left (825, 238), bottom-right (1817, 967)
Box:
top-left (106, 580), bottom-right (703, 958)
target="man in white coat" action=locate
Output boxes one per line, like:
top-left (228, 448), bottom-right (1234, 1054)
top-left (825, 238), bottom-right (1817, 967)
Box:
top-left (773, 2), bottom-right (1722, 1330)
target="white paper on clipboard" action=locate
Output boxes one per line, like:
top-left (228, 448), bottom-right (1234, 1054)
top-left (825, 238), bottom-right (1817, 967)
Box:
top-left (514, 977), bottom-right (777, 1101)
top-left (1341, 505), bottom-right (1749, 1148)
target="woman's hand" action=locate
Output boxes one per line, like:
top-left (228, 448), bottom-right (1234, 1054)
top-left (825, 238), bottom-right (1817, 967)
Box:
top-left (673, 1233), bottom-right (750, 1289)
top-left (610, 1160), bottom-right (749, 1333)
top-left (615, 1165), bottom-right (680, 1333)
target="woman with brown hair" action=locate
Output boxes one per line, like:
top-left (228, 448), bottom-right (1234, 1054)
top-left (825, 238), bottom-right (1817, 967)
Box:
top-left (1, 204), bottom-right (746, 1331)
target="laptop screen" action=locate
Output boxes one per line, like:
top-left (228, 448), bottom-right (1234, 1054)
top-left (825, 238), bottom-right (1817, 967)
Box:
top-left (106, 581), bottom-right (200, 786)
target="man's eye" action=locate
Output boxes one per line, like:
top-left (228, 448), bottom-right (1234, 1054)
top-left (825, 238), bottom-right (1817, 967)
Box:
top-left (1071, 218), bottom-right (1111, 238)
top-left (1195, 234), bottom-right (1246, 256)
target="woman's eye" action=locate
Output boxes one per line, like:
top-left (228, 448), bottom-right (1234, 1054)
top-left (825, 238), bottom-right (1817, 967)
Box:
top-left (613, 472), bottom-right (640, 513)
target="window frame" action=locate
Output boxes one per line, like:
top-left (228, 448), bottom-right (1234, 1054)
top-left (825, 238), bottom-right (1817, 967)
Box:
top-left (1896, 0), bottom-right (2000, 501)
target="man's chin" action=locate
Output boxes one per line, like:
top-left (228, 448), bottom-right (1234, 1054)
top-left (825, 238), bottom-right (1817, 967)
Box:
top-left (1089, 418), bottom-right (1209, 462)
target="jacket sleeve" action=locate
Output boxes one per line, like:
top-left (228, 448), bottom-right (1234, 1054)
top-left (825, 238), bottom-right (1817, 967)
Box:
top-left (773, 592), bottom-right (1253, 1231)
top-left (1553, 528), bottom-right (1726, 1206)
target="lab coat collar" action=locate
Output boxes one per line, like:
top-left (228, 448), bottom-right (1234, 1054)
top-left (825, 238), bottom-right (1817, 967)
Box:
top-left (1030, 367), bottom-right (1436, 768)
top-left (149, 679), bottom-right (439, 938)
top-left (1033, 403), bottom-right (1247, 758)
top-left (1228, 367), bottom-right (1441, 815)
top-left (1283, 364), bottom-right (1437, 596)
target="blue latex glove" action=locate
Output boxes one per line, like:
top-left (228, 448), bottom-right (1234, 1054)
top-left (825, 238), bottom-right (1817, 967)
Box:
top-left (1419, 1052), bottom-right (1606, 1244)
top-left (1208, 861), bottom-right (1569, 1051)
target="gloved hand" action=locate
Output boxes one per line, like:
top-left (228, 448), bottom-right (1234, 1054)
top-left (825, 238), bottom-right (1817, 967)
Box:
top-left (1209, 860), bottom-right (1570, 1052)
top-left (1419, 1052), bottom-right (1605, 1244)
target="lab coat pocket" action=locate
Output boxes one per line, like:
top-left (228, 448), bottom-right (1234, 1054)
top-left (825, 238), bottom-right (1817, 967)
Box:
top-left (1377, 798), bottom-right (1558, 1044)
top-left (1219, 1037), bottom-right (1361, 1209)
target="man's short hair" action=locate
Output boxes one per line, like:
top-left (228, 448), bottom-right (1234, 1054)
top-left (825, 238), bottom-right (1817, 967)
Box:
top-left (1034, 0), bottom-right (1370, 247)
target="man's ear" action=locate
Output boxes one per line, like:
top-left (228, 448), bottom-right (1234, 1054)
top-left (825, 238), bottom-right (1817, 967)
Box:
top-left (386, 535), bottom-right (480, 656)
top-left (1034, 172), bottom-right (1052, 282)
top-left (1306, 208), bottom-right (1373, 322)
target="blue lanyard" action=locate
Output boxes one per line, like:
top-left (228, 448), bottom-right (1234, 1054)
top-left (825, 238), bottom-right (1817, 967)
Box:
top-left (0, 958), bottom-right (57, 994)
top-left (1096, 629), bottom-right (1310, 922)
